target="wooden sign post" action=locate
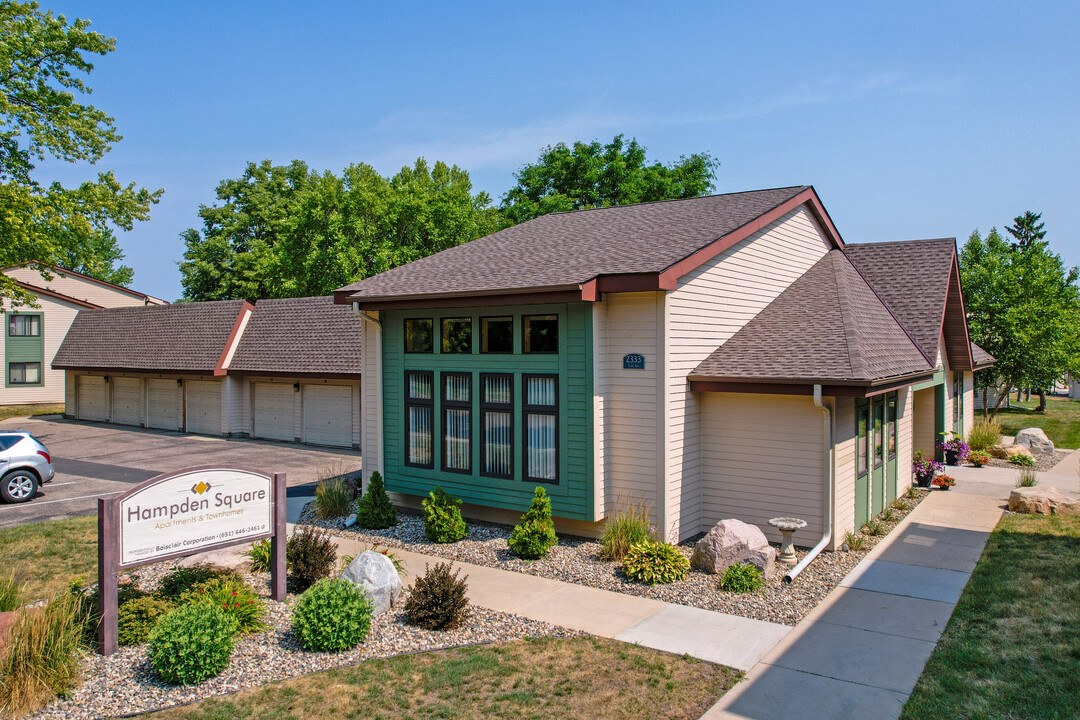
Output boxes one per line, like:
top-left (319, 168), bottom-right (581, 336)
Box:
top-left (97, 466), bottom-right (287, 655)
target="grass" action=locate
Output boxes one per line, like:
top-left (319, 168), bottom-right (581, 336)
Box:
top-left (146, 636), bottom-right (740, 720)
top-left (901, 514), bottom-right (1080, 719)
top-left (0, 516), bottom-right (97, 601)
top-left (993, 396), bottom-right (1080, 450)
top-left (599, 501), bottom-right (654, 561)
top-left (0, 403), bottom-right (65, 423)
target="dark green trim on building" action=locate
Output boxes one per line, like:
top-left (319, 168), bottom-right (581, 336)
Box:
top-left (5, 312), bottom-right (45, 388)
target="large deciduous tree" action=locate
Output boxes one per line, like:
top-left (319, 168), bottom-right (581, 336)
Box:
top-left (500, 134), bottom-right (719, 224)
top-left (0, 1), bottom-right (161, 304)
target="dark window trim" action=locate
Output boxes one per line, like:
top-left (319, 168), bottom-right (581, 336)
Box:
top-left (479, 315), bottom-right (514, 354)
top-left (440, 317), bottom-right (473, 354)
top-left (856, 399), bottom-right (869, 479)
top-left (440, 371), bottom-right (472, 474)
top-left (404, 370), bottom-right (434, 469)
top-left (8, 361), bottom-right (43, 386)
top-left (886, 392), bottom-right (898, 461)
top-left (872, 397), bottom-right (885, 469)
top-left (522, 314), bottom-right (559, 354)
top-left (479, 372), bottom-right (514, 479)
top-left (404, 318), bottom-right (434, 354)
top-left (7, 313), bottom-right (42, 338)
top-left (522, 373), bottom-right (559, 484)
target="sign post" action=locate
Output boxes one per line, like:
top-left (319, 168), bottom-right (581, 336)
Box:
top-left (97, 466), bottom-right (287, 655)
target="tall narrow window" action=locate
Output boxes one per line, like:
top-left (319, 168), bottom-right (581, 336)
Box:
top-left (873, 399), bottom-right (884, 469)
top-left (856, 401), bottom-right (869, 478)
top-left (481, 373), bottom-right (513, 478)
top-left (887, 394), bottom-right (897, 460)
top-left (523, 374), bottom-right (558, 483)
top-left (404, 319), bottom-right (433, 353)
top-left (442, 372), bottom-right (471, 473)
top-left (523, 315), bottom-right (558, 353)
top-left (404, 371), bottom-right (434, 468)
top-left (441, 318), bottom-right (472, 353)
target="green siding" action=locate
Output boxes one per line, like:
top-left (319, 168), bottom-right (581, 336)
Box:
top-left (5, 312), bottom-right (44, 388)
top-left (382, 303), bottom-right (595, 521)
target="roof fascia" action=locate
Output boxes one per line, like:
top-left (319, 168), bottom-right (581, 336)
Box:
top-left (227, 370), bottom-right (362, 380)
top-left (340, 288), bottom-right (586, 310)
top-left (688, 369), bottom-right (937, 396)
top-left (50, 365), bottom-right (218, 376)
top-left (215, 302), bottom-right (255, 375)
top-left (6, 280), bottom-right (103, 310)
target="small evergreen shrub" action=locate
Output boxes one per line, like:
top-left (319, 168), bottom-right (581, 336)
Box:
top-left (422, 486), bottom-right (468, 543)
top-left (287, 526), bottom-right (337, 592)
top-left (243, 539), bottom-right (272, 573)
top-left (507, 487), bottom-right (558, 560)
top-left (117, 595), bottom-right (174, 646)
top-left (1015, 469), bottom-right (1039, 488)
top-left (718, 563), bottom-right (765, 593)
top-left (356, 471), bottom-right (397, 529)
top-left (404, 562), bottom-right (471, 631)
top-left (967, 418), bottom-right (1002, 451)
top-left (1010, 453), bottom-right (1036, 467)
top-left (291, 578), bottom-right (374, 652)
top-left (0, 570), bottom-right (23, 612)
top-left (599, 501), bottom-right (654, 561)
top-left (181, 578), bottom-right (266, 633)
top-left (844, 531), bottom-right (868, 551)
top-left (158, 565), bottom-right (240, 600)
top-left (315, 477), bottom-right (353, 519)
top-left (621, 542), bottom-right (690, 585)
top-left (149, 603), bottom-right (237, 685)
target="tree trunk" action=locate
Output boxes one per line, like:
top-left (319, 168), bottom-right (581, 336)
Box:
top-left (1037, 389), bottom-right (1047, 412)
top-left (981, 387), bottom-right (989, 418)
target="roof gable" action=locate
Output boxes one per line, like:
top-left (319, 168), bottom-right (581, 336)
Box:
top-left (229, 296), bottom-right (362, 376)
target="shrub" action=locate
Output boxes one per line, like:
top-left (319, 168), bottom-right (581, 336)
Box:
top-left (622, 542), bottom-right (690, 585)
top-left (243, 539), bottom-right (272, 573)
top-left (599, 501), bottom-right (654, 561)
top-left (0, 591), bottom-right (87, 717)
top-left (287, 526), bottom-right (337, 592)
top-left (718, 563), bottom-right (765, 593)
top-left (844, 531), bottom-right (868, 551)
top-left (968, 418), bottom-right (1002, 451)
top-left (1015, 469), bottom-right (1039, 488)
top-left (891, 498), bottom-right (909, 511)
top-left (356, 471), bottom-right (397, 529)
top-left (507, 487), bottom-right (558, 560)
top-left (149, 603), bottom-right (237, 685)
top-left (158, 565), bottom-right (240, 600)
top-left (422, 486), bottom-right (468, 543)
top-left (68, 574), bottom-right (149, 645)
top-left (404, 562), bottom-right (471, 631)
top-left (291, 578), bottom-right (374, 652)
top-left (966, 450), bottom-right (990, 467)
top-left (905, 487), bottom-right (919, 500)
top-left (879, 507), bottom-right (896, 522)
top-left (1010, 453), bottom-right (1036, 467)
top-left (118, 595), bottom-right (174, 646)
top-left (315, 477), bottom-right (353, 520)
top-left (181, 578), bottom-right (266, 634)
top-left (862, 520), bottom-right (885, 537)
top-left (0, 570), bottom-right (23, 612)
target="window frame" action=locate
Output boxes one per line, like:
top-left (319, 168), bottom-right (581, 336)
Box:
top-left (403, 370), bottom-right (435, 469)
top-left (404, 318), bottom-right (434, 354)
top-left (440, 317), bottom-right (473, 354)
top-left (872, 397), bottom-right (885, 469)
top-left (479, 372), bottom-right (514, 479)
top-left (522, 314), bottom-right (559, 354)
top-left (886, 393), bottom-right (898, 461)
top-left (479, 316), bottom-right (514, 354)
top-left (8, 361), bottom-right (43, 386)
top-left (856, 399), bottom-right (869, 479)
top-left (7, 314), bottom-right (41, 338)
top-left (440, 371), bottom-right (472, 474)
top-left (522, 373), bottom-right (559, 484)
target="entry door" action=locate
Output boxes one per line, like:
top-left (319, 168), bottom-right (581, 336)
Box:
top-left (855, 401), bottom-right (870, 528)
top-left (871, 396), bottom-right (887, 516)
top-left (886, 393), bottom-right (899, 502)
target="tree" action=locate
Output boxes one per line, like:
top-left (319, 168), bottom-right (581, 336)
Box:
top-left (1006, 210), bottom-right (1046, 250)
top-left (500, 134), bottom-right (719, 224)
top-left (0, 1), bottom-right (162, 306)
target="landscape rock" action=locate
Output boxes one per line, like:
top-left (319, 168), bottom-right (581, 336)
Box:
top-left (339, 550), bottom-right (402, 613)
top-left (1008, 486), bottom-right (1080, 516)
top-left (988, 444), bottom-right (1033, 460)
top-left (690, 519), bottom-right (776, 578)
top-left (1014, 428), bottom-right (1055, 454)
top-left (177, 545), bottom-right (251, 572)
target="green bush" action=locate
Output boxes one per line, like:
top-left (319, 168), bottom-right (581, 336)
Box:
top-left (1015, 469), bottom-right (1039, 488)
top-left (621, 542), bottom-right (690, 585)
top-left (862, 520), bottom-right (885, 537)
top-left (149, 603), bottom-right (237, 685)
top-left (422, 486), bottom-right (468, 543)
top-left (69, 574), bottom-right (149, 645)
top-left (507, 487), bottom-right (558, 560)
top-left (286, 526), bottom-right (337, 593)
top-left (718, 563), bottom-right (765, 593)
top-left (404, 562), bottom-right (471, 631)
top-left (291, 578), bottom-right (374, 652)
top-left (599, 502), bottom-right (654, 561)
top-left (118, 595), bottom-right (174, 646)
top-left (158, 565), bottom-right (240, 600)
top-left (1010, 452), bottom-right (1036, 467)
top-left (844, 530), bottom-right (868, 551)
top-left (181, 578), bottom-right (266, 634)
top-left (967, 418), bottom-right (1003, 451)
top-left (356, 471), bottom-right (397, 529)
top-left (243, 539), bottom-right (272, 573)
top-left (0, 570), bottom-right (23, 612)
top-left (315, 477), bottom-right (353, 520)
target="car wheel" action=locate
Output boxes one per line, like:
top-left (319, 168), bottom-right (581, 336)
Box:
top-left (1, 469), bottom-right (39, 503)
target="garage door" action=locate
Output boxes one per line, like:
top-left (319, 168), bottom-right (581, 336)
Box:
top-left (253, 383), bottom-right (295, 442)
top-left (147, 379), bottom-right (180, 430)
top-left (185, 381), bottom-right (221, 435)
top-left (111, 377), bottom-right (144, 426)
top-left (77, 375), bottom-right (108, 422)
top-left (303, 385), bottom-right (353, 448)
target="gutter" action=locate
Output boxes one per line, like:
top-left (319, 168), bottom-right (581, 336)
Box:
top-left (353, 303), bottom-right (384, 481)
top-left (785, 384), bottom-right (833, 583)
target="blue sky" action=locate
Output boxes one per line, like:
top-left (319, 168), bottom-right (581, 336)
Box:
top-left (40, 1), bottom-right (1080, 301)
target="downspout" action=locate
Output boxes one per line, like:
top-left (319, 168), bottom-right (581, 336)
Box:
top-left (353, 303), bottom-right (384, 482)
top-left (784, 384), bottom-right (833, 583)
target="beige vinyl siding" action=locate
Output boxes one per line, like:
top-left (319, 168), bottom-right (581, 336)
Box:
top-left (832, 397), bottom-right (856, 548)
top-left (64, 370), bottom-right (76, 411)
top-left (4, 266), bottom-right (165, 307)
top-left (360, 312), bottom-right (382, 485)
top-left (912, 387), bottom-right (937, 457)
top-left (962, 371), bottom-right (974, 437)
top-left (667, 205), bottom-right (832, 539)
top-left (897, 387), bottom-right (914, 494)
top-left (1, 295), bottom-right (79, 405)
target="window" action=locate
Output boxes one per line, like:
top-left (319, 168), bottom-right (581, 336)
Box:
top-left (523, 315), bottom-right (558, 353)
top-left (887, 394), bottom-right (897, 460)
top-left (8, 315), bottom-right (40, 337)
top-left (523, 374), bottom-right (557, 483)
top-left (8, 362), bottom-right (41, 385)
top-left (954, 372), bottom-right (964, 434)
top-left (441, 318), bottom-right (472, 354)
top-left (442, 372), bottom-right (471, 473)
top-left (404, 371), bottom-right (434, 468)
top-left (481, 317), bottom-right (513, 353)
top-left (404, 318), bottom-right (433, 353)
top-left (856, 402), bottom-right (869, 477)
top-left (873, 399), bottom-right (884, 468)
top-left (480, 374), bottom-right (513, 478)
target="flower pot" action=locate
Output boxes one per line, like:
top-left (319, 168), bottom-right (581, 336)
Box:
top-left (916, 474), bottom-right (933, 488)
top-left (937, 484), bottom-right (952, 491)
top-left (943, 450), bottom-right (959, 466)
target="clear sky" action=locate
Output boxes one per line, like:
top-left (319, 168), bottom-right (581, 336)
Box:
top-left (38, 1), bottom-right (1080, 301)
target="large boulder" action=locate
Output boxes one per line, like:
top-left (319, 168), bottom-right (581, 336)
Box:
top-left (178, 545), bottom-right (251, 572)
top-left (339, 550), bottom-right (402, 614)
top-left (988, 444), bottom-right (1033, 460)
top-left (690, 519), bottom-right (776, 578)
top-left (1008, 486), bottom-right (1080, 516)
top-left (1014, 428), bottom-right (1055, 454)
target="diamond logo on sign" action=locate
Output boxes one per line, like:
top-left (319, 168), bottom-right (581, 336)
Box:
top-left (192, 481), bottom-right (212, 495)
top-left (623, 353), bottom-right (645, 370)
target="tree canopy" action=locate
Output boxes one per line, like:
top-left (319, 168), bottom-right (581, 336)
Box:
top-left (0, 1), bottom-right (161, 305)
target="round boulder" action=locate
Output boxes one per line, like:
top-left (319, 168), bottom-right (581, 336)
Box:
top-left (339, 550), bottom-right (402, 614)
top-left (1014, 428), bottom-right (1055, 454)
top-left (1008, 486), bottom-right (1080, 516)
top-left (690, 518), bottom-right (776, 578)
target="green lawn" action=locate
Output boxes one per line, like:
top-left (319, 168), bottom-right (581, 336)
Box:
top-left (901, 514), bottom-right (1080, 719)
top-left (0, 403), bottom-right (65, 423)
top-left (994, 395), bottom-right (1080, 450)
top-left (0, 515), bottom-right (97, 601)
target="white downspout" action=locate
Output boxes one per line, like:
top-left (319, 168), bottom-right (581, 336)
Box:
top-left (785, 384), bottom-right (833, 583)
top-left (353, 303), bottom-right (384, 483)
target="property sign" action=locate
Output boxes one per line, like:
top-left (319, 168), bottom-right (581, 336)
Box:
top-left (623, 353), bottom-right (646, 369)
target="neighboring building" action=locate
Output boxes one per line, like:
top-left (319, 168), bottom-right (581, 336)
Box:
top-left (333, 185), bottom-right (993, 548)
top-left (1068, 375), bottom-right (1080, 399)
top-left (1, 263), bottom-right (166, 406)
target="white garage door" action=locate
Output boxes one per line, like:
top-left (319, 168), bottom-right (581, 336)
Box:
top-left (111, 377), bottom-right (144, 426)
top-left (185, 381), bottom-right (222, 435)
top-left (147, 379), bottom-right (180, 430)
top-left (253, 383), bottom-right (295, 442)
top-left (77, 375), bottom-right (107, 422)
top-left (303, 385), bottom-right (353, 448)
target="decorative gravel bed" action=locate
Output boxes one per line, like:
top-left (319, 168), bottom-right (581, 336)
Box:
top-left (302, 489), bottom-right (930, 628)
top-left (984, 449), bottom-right (1072, 473)
top-left (30, 566), bottom-right (580, 720)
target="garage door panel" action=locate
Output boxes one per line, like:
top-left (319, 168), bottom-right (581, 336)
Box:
top-left (303, 385), bottom-right (353, 448)
top-left (186, 381), bottom-right (221, 435)
top-left (147, 379), bottom-right (180, 430)
top-left (253, 383), bottom-right (295, 442)
top-left (111, 377), bottom-right (144, 427)
top-left (77, 375), bottom-right (107, 422)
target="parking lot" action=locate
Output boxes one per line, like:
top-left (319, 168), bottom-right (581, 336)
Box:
top-left (0, 415), bottom-right (362, 528)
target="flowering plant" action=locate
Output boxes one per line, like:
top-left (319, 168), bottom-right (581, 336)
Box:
top-left (937, 434), bottom-right (970, 463)
top-left (932, 475), bottom-right (956, 488)
top-left (967, 450), bottom-right (989, 467)
top-left (912, 450), bottom-right (943, 482)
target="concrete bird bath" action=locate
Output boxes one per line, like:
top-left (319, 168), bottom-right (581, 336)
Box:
top-left (769, 517), bottom-right (807, 567)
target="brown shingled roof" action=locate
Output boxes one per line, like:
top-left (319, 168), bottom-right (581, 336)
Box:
top-left (229, 296), bottom-right (362, 376)
top-left (689, 250), bottom-right (934, 385)
top-left (971, 342), bottom-right (995, 369)
top-left (52, 300), bottom-right (249, 374)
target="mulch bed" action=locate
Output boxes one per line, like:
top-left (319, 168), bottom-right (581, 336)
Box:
top-left (982, 449), bottom-right (1072, 473)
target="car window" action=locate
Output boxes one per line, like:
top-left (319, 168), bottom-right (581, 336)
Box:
top-left (0, 435), bottom-right (22, 451)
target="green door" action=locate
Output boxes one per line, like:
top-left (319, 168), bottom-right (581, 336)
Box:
top-left (886, 392), bottom-right (898, 502)
top-left (871, 397), bottom-right (887, 515)
top-left (855, 400), bottom-right (871, 528)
